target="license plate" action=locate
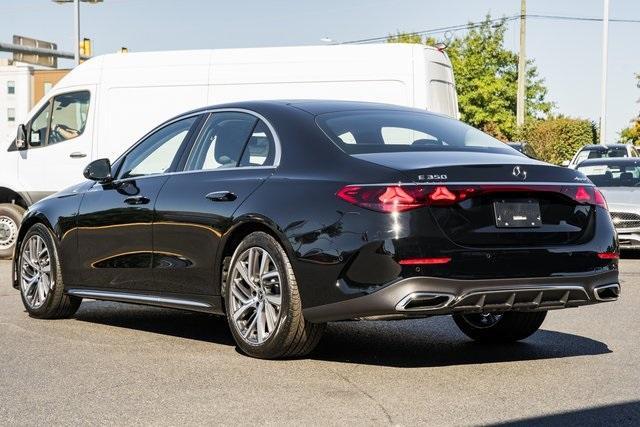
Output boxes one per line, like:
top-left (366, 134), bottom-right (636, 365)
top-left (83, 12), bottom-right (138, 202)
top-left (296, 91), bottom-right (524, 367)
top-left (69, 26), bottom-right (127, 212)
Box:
top-left (494, 199), bottom-right (542, 228)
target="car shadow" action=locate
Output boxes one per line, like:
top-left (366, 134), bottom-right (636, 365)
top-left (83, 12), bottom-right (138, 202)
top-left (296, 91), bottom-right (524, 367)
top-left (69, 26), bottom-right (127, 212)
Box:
top-left (74, 301), bottom-right (235, 346)
top-left (493, 400), bottom-right (640, 426)
top-left (74, 301), bottom-right (610, 368)
top-left (311, 316), bottom-right (611, 368)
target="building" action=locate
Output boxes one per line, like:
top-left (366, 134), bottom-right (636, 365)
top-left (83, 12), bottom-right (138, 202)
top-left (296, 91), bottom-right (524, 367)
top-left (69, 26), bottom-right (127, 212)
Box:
top-left (0, 59), bottom-right (69, 144)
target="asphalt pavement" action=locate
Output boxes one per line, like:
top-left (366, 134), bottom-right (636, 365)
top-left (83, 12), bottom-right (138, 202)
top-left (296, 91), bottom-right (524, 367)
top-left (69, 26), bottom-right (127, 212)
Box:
top-left (1, 257), bottom-right (639, 426)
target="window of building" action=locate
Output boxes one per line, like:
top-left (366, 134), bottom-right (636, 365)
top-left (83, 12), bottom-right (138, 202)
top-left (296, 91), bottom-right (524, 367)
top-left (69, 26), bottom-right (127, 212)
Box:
top-left (7, 108), bottom-right (16, 122)
top-left (7, 81), bottom-right (15, 95)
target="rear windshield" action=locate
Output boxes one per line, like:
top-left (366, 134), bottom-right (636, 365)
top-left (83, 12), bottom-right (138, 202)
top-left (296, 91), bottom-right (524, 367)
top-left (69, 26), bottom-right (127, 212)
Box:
top-left (577, 162), bottom-right (640, 187)
top-left (316, 110), bottom-right (514, 155)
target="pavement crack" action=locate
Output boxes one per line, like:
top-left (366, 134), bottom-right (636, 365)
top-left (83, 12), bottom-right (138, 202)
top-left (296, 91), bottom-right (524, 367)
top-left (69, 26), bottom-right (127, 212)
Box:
top-left (331, 368), bottom-right (394, 425)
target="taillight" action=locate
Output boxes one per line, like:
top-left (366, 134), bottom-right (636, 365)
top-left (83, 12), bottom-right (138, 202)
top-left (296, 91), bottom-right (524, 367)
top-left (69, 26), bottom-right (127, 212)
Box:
top-left (597, 252), bottom-right (619, 260)
top-left (336, 184), bottom-right (608, 213)
top-left (399, 257), bottom-right (451, 265)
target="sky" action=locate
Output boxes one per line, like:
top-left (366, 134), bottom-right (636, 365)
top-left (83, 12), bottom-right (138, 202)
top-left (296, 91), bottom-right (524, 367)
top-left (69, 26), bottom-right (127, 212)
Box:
top-left (1, 0), bottom-right (639, 143)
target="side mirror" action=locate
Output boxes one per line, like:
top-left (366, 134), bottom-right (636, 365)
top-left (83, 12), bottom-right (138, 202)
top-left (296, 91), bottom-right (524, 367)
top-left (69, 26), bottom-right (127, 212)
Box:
top-left (15, 125), bottom-right (27, 149)
top-left (561, 160), bottom-right (570, 167)
top-left (83, 158), bottom-right (113, 183)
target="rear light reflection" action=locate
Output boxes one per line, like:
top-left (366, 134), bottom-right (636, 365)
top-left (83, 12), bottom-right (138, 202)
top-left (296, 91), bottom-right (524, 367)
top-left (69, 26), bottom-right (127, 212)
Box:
top-left (336, 184), bottom-right (609, 213)
top-left (597, 252), bottom-right (619, 260)
top-left (399, 257), bottom-right (452, 265)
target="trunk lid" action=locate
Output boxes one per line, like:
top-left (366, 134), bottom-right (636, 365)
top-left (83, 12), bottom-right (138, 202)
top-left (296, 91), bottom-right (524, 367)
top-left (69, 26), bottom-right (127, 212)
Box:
top-left (354, 151), bottom-right (597, 248)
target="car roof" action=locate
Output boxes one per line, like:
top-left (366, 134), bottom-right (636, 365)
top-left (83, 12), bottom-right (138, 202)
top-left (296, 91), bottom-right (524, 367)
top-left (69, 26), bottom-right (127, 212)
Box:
top-left (577, 158), bottom-right (640, 167)
top-left (176, 99), bottom-right (444, 118)
top-left (580, 144), bottom-right (631, 150)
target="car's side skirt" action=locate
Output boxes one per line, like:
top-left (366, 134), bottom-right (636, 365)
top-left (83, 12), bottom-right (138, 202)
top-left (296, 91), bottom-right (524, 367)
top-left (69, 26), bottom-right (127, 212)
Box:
top-left (65, 288), bottom-right (223, 314)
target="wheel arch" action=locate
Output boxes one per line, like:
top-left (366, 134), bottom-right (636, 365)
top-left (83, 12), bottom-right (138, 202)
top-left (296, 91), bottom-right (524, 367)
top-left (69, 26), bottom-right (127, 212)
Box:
top-left (216, 215), bottom-right (294, 303)
top-left (0, 186), bottom-right (29, 210)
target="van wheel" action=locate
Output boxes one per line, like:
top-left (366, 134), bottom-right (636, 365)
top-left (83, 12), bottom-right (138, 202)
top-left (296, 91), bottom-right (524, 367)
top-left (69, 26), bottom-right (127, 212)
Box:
top-left (453, 311), bottom-right (547, 343)
top-left (18, 223), bottom-right (82, 319)
top-left (0, 204), bottom-right (25, 259)
top-left (225, 232), bottom-right (325, 359)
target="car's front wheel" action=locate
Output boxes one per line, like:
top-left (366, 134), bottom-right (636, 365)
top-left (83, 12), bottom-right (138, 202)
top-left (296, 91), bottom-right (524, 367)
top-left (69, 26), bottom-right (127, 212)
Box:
top-left (224, 232), bottom-right (325, 359)
top-left (0, 203), bottom-right (25, 259)
top-left (19, 223), bottom-right (82, 319)
top-left (453, 311), bottom-right (547, 343)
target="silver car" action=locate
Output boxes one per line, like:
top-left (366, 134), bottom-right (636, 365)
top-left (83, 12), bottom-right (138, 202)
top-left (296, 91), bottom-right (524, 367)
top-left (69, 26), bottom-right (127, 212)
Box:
top-left (577, 158), bottom-right (640, 249)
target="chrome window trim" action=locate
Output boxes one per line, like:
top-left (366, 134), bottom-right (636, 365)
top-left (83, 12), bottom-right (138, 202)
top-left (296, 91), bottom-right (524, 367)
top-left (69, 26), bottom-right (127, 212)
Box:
top-left (110, 108), bottom-right (281, 183)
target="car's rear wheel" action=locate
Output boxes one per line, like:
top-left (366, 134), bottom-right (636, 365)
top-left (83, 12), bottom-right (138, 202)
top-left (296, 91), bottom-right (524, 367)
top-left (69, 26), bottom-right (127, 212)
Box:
top-left (224, 231), bottom-right (325, 359)
top-left (19, 223), bottom-right (82, 319)
top-left (0, 203), bottom-right (25, 259)
top-left (453, 311), bottom-right (547, 343)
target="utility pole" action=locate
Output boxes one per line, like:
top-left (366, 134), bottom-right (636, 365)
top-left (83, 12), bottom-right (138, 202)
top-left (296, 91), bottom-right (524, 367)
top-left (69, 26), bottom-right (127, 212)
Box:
top-left (600, 0), bottom-right (610, 144)
top-left (74, 0), bottom-right (80, 65)
top-left (516, 0), bottom-right (526, 127)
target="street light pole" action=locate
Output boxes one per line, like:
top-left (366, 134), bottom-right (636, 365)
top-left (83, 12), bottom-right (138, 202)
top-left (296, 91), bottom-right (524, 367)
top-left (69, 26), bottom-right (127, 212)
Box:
top-left (599, 0), bottom-right (610, 144)
top-left (516, 0), bottom-right (527, 127)
top-left (74, 0), bottom-right (80, 65)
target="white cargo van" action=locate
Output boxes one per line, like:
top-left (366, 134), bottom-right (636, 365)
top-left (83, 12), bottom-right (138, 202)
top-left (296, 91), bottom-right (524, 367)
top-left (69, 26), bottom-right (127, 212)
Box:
top-left (0, 43), bottom-right (458, 257)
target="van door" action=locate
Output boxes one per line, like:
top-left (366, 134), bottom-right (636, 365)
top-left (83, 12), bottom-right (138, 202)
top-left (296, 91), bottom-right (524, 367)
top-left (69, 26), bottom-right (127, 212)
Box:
top-left (18, 88), bottom-right (94, 201)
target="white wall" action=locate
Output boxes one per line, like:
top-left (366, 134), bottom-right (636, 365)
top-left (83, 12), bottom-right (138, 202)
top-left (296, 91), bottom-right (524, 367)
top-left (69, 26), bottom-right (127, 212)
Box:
top-left (0, 65), bottom-right (32, 146)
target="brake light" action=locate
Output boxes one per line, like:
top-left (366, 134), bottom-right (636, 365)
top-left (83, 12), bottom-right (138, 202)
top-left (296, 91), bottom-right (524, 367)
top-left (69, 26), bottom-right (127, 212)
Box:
top-left (399, 257), bottom-right (451, 265)
top-left (336, 184), bottom-right (608, 213)
top-left (597, 252), bottom-right (619, 260)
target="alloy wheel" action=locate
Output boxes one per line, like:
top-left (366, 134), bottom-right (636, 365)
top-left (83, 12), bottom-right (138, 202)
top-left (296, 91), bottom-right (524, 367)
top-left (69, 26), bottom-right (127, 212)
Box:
top-left (0, 215), bottom-right (18, 250)
top-left (229, 247), bottom-right (282, 344)
top-left (20, 235), bottom-right (53, 309)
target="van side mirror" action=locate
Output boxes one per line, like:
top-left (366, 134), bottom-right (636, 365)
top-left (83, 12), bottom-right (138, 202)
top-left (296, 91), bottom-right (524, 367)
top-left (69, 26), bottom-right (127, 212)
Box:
top-left (561, 160), bottom-right (570, 167)
top-left (15, 124), bottom-right (27, 149)
top-left (84, 158), bottom-right (113, 183)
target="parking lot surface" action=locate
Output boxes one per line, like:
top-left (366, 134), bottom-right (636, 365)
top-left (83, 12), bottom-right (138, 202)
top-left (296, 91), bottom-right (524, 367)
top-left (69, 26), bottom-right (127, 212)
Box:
top-left (1, 258), bottom-right (639, 426)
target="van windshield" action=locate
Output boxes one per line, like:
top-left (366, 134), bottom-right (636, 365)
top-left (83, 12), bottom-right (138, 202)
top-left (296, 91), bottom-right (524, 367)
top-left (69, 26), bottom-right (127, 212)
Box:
top-left (316, 110), bottom-right (514, 155)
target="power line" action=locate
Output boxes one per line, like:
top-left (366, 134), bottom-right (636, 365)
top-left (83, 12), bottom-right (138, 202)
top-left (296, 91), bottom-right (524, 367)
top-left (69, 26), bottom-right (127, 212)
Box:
top-left (340, 13), bottom-right (640, 45)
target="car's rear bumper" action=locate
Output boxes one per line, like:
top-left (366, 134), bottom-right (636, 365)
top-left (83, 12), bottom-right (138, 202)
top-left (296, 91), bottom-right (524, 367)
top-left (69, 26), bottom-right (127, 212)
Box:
top-left (302, 270), bottom-right (620, 322)
top-left (617, 230), bottom-right (640, 249)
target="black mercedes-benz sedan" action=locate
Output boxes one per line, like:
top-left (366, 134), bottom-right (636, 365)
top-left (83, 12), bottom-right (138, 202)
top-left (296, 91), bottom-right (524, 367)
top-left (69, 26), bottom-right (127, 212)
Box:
top-left (13, 100), bottom-right (620, 359)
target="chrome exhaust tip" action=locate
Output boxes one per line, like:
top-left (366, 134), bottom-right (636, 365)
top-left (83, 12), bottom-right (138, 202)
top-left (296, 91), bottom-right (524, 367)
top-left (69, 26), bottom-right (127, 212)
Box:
top-left (396, 292), bottom-right (454, 312)
top-left (594, 283), bottom-right (620, 301)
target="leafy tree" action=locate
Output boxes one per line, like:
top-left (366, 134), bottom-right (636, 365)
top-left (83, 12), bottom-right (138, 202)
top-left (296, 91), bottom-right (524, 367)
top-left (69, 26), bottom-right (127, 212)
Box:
top-left (387, 15), bottom-right (553, 140)
top-left (619, 73), bottom-right (640, 145)
top-left (516, 117), bottom-right (598, 165)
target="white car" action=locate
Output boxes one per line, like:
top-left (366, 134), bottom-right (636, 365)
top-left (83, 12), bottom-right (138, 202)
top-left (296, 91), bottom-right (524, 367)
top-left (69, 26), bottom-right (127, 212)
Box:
top-left (565, 144), bottom-right (639, 169)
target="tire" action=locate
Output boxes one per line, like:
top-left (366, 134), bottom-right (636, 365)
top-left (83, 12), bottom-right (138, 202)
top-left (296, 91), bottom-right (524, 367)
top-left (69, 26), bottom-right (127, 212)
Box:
top-left (224, 231), bottom-right (325, 359)
top-left (18, 223), bottom-right (82, 319)
top-left (0, 203), bottom-right (25, 259)
top-left (453, 311), bottom-right (547, 343)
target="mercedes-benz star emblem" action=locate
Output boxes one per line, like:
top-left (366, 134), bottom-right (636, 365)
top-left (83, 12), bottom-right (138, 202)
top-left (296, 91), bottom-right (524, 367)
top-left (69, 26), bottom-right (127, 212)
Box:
top-left (512, 165), bottom-right (527, 180)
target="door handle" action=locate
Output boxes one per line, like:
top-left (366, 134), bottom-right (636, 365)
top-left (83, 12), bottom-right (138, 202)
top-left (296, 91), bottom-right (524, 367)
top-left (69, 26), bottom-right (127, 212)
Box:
top-left (70, 152), bottom-right (87, 158)
top-left (124, 196), bottom-right (150, 205)
top-left (205, 191), bottom-right (237, 202)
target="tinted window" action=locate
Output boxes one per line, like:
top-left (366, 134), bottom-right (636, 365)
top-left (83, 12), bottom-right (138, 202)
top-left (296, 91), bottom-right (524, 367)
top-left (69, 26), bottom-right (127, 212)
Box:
top-left (239, 121), bottom-right (275, 167)
top-left (119, 117), bottom-right (197, 179)
top-left (185, 112), bottom-right (257, 171)
top-left (577, 162), bottom-right (640, 187)
top-left (48, 91), bottom-right (90, 145)
top-left (317, 110), bottom-right (512, 155)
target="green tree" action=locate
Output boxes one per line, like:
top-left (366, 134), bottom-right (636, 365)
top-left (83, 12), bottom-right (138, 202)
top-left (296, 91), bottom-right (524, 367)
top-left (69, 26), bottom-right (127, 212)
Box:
top-left (619, 73), bottom-right (640, 145)
top-left (387, 16), bottom-right (553, 140)
top-left (516, 117), bottom-right (598, 165)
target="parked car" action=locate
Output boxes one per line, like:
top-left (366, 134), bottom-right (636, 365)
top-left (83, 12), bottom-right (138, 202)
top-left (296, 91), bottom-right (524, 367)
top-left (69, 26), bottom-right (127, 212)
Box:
top-left (13, 101), bottom-right (619, 359)
top-left (0, 44), bottom-right (458, 259)
top-left (564, 144), bottom-right (639, 168)
top-left (577, 158), bottom-right (640, 249)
